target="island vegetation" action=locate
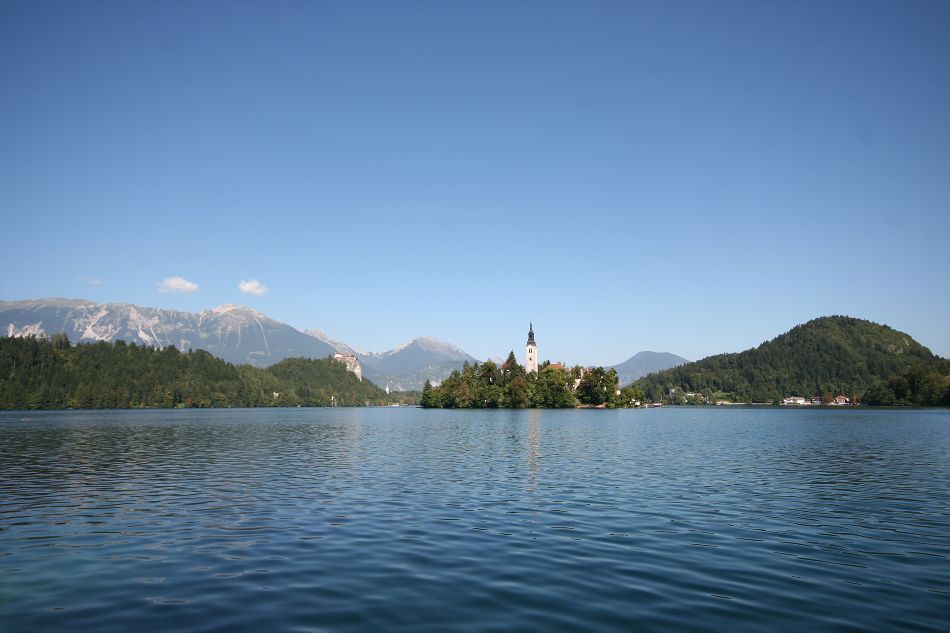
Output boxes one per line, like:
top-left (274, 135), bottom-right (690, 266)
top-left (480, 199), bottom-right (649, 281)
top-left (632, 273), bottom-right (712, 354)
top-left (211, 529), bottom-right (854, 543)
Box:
top-left (0, 335), bottom-right (404, 409)
top-left (420, 352), bottom-right (645, 409)
top-left (633, 316), bottom-right (949, 406)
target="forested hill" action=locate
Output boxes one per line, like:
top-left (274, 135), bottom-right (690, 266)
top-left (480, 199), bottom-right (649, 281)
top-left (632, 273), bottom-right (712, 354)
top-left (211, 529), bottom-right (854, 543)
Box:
top-left (634, 316), bottom-right (944, 403)
top-left (0, 335), bottom-right (392, 409)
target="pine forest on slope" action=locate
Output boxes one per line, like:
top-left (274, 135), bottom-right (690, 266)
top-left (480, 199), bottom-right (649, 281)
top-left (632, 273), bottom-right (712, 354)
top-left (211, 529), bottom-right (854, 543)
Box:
top-left (0, 335), bottom-right (395, 409)
top-left (633, 316), bottom-right (949, 405)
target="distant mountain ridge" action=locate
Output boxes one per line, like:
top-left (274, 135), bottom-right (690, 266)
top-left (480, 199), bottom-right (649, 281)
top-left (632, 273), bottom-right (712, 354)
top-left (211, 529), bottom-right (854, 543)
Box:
top-left (0, 298), bottom-right (336, 367)
top-left (634, 316), bottom-right (941, 403)
top-left (304, 329), bottom-right (477, 390)
top-left (303, 328), bottom-right (365, 357)
top-left (1, 298), bottom-right (477, 389)
top-left (611, 351), bottom-right (689, 386)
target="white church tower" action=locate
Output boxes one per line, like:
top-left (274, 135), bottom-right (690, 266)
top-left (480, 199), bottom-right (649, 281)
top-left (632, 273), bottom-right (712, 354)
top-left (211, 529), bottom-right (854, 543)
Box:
top-left (525, 322), bottom-right (538, 374)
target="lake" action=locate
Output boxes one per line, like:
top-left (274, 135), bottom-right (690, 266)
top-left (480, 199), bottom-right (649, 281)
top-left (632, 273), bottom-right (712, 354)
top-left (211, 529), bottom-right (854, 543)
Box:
top-left (1, 407), bottom-right (948, 632)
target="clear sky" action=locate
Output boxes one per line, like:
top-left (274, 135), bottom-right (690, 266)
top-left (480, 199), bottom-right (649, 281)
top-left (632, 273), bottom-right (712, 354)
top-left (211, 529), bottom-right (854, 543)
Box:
top-left (2, 0), bottom-right (948, 366)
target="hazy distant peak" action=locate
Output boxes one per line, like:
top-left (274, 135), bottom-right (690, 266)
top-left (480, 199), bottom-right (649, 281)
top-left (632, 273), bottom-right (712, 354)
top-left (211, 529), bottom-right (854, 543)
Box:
top-left (414, 336), bottom-right (447, 344)
top-left (206, 304), bottom-right (268, 319)
top-left (611, 350), bottom-right (689, 386)
top-left (302, 328), bottom-right (363, 356)
top-left (209, 303), bottom-right (260, 315)
top-left (386, 336), bottom-right (469, 358)
top-left (0, 297), bottom-right (96, 309)
top-left (386, 339), bottom-right (414, 355)
top-left (621, 351), bottom-right (689, 362)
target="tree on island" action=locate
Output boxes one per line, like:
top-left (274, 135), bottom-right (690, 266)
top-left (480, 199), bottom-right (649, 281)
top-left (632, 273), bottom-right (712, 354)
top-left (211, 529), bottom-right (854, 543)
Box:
top-left (505, 375), bottom-right (532, 408)
top-left (575, 367), bottom-right (619, 406)
top-left (534, 365), bottom-right (577, 408)
top-left (501, 351), bottom-right (525, 384)
top-left (419, 354), bottom-right (641, 409)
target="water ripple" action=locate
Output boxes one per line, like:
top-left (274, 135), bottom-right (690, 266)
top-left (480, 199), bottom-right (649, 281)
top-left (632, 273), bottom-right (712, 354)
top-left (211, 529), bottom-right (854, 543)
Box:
top-left (1, 407), bottom-right (949, 632)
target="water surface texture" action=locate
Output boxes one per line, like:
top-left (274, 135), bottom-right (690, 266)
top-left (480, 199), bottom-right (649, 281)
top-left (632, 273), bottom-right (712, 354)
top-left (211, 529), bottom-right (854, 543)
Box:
top-left (1, 407), bottom-right (948, 632)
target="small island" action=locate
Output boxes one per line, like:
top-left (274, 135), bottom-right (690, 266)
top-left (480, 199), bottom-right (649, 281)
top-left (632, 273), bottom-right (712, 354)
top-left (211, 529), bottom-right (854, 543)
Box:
top-left (421, 325), bottom-right (645, 409)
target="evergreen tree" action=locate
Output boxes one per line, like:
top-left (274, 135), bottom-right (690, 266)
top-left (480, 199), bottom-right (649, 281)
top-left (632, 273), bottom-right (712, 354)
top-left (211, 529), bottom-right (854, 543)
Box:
top-left (420, 379), bottom-right (439, 408)
top-left (501, 351), bottom-right (525, 385)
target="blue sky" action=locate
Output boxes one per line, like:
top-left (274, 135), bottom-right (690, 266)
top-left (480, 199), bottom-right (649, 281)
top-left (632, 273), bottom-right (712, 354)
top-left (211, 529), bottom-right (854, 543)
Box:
top-left (2, 0), bottom-right (948, 366)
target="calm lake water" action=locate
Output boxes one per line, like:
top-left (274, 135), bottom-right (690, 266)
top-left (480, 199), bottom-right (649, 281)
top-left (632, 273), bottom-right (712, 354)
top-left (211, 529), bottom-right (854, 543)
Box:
top-left (1, 407), bottom-right (948, 632)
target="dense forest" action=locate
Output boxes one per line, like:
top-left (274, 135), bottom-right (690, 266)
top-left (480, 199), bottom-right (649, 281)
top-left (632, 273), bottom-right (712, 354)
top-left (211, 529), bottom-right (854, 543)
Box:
top-left (860, 362), bottom-right (950, 406)
top-left (420, 352), bottom-right (645, 408)
top-left (634, 316), bottom-right (948, 404)
top-left (0, 335), bottom-right (397, 409)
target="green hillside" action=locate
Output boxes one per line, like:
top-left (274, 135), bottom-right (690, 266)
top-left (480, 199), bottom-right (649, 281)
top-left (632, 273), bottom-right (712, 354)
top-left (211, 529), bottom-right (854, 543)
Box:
top-left (0, 335), bottom-right (392, 409)
top-left (634, 316), bottom-right (946, 404)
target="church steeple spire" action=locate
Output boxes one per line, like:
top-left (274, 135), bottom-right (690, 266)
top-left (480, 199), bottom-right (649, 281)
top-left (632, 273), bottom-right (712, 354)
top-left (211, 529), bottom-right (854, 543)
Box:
top-left (525, 322), bottom-right (538, 374)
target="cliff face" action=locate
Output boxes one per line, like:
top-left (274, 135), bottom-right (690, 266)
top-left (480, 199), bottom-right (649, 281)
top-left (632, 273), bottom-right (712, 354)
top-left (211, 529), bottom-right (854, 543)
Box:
top-left (333, 354), bottom-right (363, 381)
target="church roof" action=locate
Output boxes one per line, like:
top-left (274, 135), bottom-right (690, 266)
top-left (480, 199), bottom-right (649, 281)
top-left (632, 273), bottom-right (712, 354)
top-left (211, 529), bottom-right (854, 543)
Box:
top-left (526, 322), bottom-right (536, 346)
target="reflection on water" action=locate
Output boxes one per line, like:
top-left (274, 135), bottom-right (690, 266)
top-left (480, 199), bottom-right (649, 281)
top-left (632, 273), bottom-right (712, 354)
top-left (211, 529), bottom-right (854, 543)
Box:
top-left (526, 409), bottom-right (542, 493)
top-left (1, 407), bottom-right (949, 633)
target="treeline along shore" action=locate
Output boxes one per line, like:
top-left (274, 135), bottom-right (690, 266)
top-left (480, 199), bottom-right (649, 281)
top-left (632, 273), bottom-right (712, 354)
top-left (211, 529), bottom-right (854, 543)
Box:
top-left (0, 335), bottom-right (407, 409)
top-left (2, 315), bottom-right (948, 411)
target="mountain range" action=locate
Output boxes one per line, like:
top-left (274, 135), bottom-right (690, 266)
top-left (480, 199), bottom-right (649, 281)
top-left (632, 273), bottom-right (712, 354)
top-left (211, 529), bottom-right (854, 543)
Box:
top-left (1, 298), bottom-right (687, 391)
top-left (305, 329), bottom-right (477, 391)
top-left (1, 298), bottom-right (337, 367)
top-left (0, 299), bottom-right (480, 391)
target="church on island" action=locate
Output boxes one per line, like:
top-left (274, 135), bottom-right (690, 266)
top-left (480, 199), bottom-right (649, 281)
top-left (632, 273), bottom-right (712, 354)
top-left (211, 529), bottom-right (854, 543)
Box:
top-left (525, 322), bottom-right (538, 374)
top-left (419, 321), bottom-right (631, 409)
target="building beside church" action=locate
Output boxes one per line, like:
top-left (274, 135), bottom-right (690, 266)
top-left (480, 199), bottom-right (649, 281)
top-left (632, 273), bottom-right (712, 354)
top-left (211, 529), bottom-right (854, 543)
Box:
top-left (525, 323), bottom-right (538, 374)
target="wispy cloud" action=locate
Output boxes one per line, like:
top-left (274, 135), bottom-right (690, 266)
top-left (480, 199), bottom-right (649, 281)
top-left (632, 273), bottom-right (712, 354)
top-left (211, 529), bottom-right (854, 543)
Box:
top-left (238, 279), bottom-right (268, 296)
top-left (158, 276), bottom-right (199, 293)
top-left (77, 276), bottom-right (103, 286)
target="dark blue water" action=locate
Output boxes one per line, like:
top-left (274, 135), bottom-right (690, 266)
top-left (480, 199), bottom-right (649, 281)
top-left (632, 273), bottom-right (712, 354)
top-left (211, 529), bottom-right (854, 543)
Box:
top-left (1, 407), bottom-right (948, 632)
